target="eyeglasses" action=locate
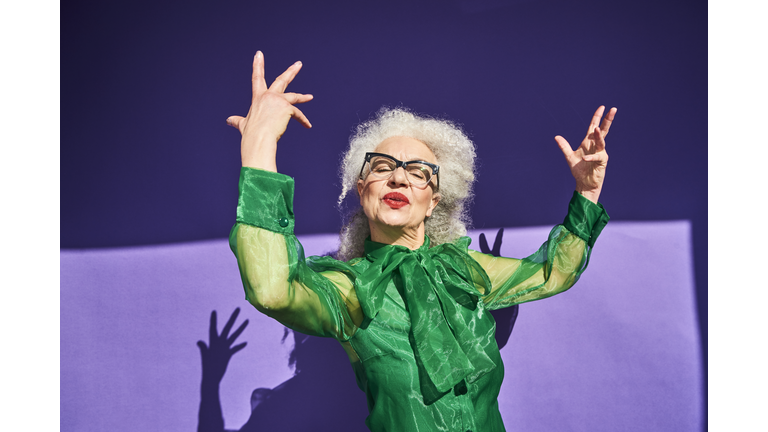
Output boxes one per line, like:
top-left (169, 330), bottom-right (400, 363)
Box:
top-left (359, 152), bottom-right (440, 189)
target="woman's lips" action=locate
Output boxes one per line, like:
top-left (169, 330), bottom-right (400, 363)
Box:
top-left (383, 192), bottom-right (409, 209)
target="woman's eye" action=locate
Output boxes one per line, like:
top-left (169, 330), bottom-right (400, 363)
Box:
top-left (408, 169), bottom-right (427, 180)
top-left (373, 165), bottom-right (393, 172)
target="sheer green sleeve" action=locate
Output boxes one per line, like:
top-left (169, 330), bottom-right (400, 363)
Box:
top-left (229, 168), bottom-right (361, 340)
top-left (470, 192), bottom-right (610, 310)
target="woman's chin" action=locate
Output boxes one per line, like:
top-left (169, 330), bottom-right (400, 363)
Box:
top-left (375, 218), bottom-right (426, 239)
top-left (376, 219), bottom-right (408, 231)
top-left (376, 210), bottom-right (413, 227)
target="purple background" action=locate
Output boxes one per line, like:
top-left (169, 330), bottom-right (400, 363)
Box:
top-left (60, 0), bottom-right (706, 429)
top-left (61, 222), bottom-right (701, 431)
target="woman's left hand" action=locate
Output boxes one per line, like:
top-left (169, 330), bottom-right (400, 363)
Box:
top-left (555, 105), bottom-right (617, 203)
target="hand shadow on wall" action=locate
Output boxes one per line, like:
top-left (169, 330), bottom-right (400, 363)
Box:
top-left (196, 308), bottom-right (369, 432)
top-left (479, 228), bottom-right (520, 350)
top-left (197, 228), bottom-right (518, 432)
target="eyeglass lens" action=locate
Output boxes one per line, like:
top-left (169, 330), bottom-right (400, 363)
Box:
top-left (367, 155), bottom-right (434, 186)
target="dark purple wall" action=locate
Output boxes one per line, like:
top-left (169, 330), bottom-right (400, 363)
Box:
top-left (61, 0), bottom-right (707, 413)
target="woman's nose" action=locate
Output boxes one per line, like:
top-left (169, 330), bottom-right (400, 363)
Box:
top-left (388, 166), bottom-right (409, 186)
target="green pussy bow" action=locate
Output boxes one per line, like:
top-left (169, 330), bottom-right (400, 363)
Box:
top-left (356, 236), bottom-right (497, 405)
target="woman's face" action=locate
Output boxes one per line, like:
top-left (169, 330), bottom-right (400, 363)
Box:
top-left (357, 136), bottom-right (440, 246)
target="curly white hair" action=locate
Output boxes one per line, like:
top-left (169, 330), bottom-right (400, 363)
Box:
top-left (336, 107), bottom-right (478, 261)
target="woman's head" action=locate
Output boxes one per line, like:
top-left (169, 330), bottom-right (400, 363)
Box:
top-left (337, 107), bottom-right (478, 261)
top-left (356, 136), bottom-right (441, 246)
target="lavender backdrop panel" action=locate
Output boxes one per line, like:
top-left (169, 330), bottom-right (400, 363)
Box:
top-left (467, 221), bottom-right (701, 431)
top-left (61, 240), bottom-right (290, 431)
top-left (61, 222), bottom-right (700, 431)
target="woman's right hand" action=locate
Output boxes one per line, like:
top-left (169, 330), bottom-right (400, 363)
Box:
top-left (226, 51), bottom-right (313, 172)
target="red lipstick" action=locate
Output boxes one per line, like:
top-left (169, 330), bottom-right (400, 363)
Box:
top-left (383, 192), bottom-right (409, 209)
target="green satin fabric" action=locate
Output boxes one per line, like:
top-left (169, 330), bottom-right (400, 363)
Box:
top-left (306, 238), bottom-right (506, 431)
top-left (563, 191), bottom-right (610, 248)
top-left (357, 236), bottom-right (496, 405)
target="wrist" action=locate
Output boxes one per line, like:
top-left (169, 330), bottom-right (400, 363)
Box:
top-left (577, 190), bottom-right (600, 204)
top-left (575, 184), bottom-right (601, 204)
top-left (241, 134), bottom-right (278, 172)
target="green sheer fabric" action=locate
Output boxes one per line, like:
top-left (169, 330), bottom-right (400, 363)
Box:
top-left (229, 167), bottom-right (609, 432)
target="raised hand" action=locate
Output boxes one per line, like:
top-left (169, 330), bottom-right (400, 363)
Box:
top-left (226, 51), bottom-right (314, 172)
top-left (197, 308), bottom-right (249, 384)
top-left (554, 106), bottom-right (617, 203)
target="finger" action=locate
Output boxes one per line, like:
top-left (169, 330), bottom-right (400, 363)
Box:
top-left (209, 310), bottom-right (218, 340)
top-left (226, 115), bottom-right (245, 131)
top-left (228, 319), bottom-right (249, 345)
top-left (230, 342), bottom-right (247, 355)
top-left (583, 152), bottom-right (608, 164)
top-left (554, 135), bottom-right (574, 159)
top-left (599, 107), bottom-right (617, 137)
top-left (586, 105), bottom-right (605, 136)
top-left (291, 106), bottom-right (313, 129)
top-left (197, 341), bottom-right (208, 353)
top-left (269, 61), bottom-right (303, 94)
top-left (283, 93), bottom-right (314, 104)
top-left (592, 126), bottom-right (607, 152)
top-left (221, 307), bottom-right (240, 337)
top-left (252, 51), bottom-right (267, 95)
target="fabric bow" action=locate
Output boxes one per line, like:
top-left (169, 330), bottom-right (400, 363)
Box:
top-left (355, 236), bottom-right (497, 405)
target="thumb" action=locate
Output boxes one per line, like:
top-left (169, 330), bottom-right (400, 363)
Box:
top-left (226, 116), bottom-right (246, 132)
top-left (197, 340), bottom-right (208, 353)
top-left (554, 135), bottom-right (573, 158)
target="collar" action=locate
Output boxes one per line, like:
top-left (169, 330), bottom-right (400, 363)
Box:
top-left (363, 234), bottom-right (430, 256)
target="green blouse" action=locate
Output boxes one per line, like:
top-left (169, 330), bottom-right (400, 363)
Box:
top-left (229, 167), bottom-right (609, 432)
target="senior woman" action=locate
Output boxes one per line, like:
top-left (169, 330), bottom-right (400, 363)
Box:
top-left (226, 52), bottom-right (615, 432)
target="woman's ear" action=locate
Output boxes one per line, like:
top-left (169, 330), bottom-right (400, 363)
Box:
top-left (426, 192), bottom-right (441, 218)
top-left (356, 179), bottom-right (364, 203)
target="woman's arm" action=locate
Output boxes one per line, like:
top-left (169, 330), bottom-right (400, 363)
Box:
top-left (474, 105), bottom-right (616, 309)
top-left (230, 221), bottom-right (362, 339)
top-left (226, 53), bottom-right (362, 340)
top-left (229, 169), bottom-right (363, 339)
top-left (471, 192), bottom-right (609, 310)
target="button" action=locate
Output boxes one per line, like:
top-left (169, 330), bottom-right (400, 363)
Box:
top-left (278, 217), bottom-right (289, 227)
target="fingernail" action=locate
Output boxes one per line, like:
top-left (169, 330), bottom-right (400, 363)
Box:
top-left (294, 61), bottom-right (302, 66)
top-left (256, 50), bottom-right (262, 58)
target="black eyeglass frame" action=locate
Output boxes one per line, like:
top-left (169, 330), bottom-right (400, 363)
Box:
top-left (359, 152), bottom-right (440, 189)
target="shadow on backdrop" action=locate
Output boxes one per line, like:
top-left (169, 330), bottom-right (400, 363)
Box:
top-left (197, 228), bottom-right (519, 431)
top-left (481, 228), bottom-right (520, 349)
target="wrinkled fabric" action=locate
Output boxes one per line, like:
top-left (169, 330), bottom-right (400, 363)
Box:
top-left (563, 190), bottom-right (610, 248)
top-left (230, 167), bottom-right (610, 432)
top-left (357, 236), bottom-right (497, 405)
